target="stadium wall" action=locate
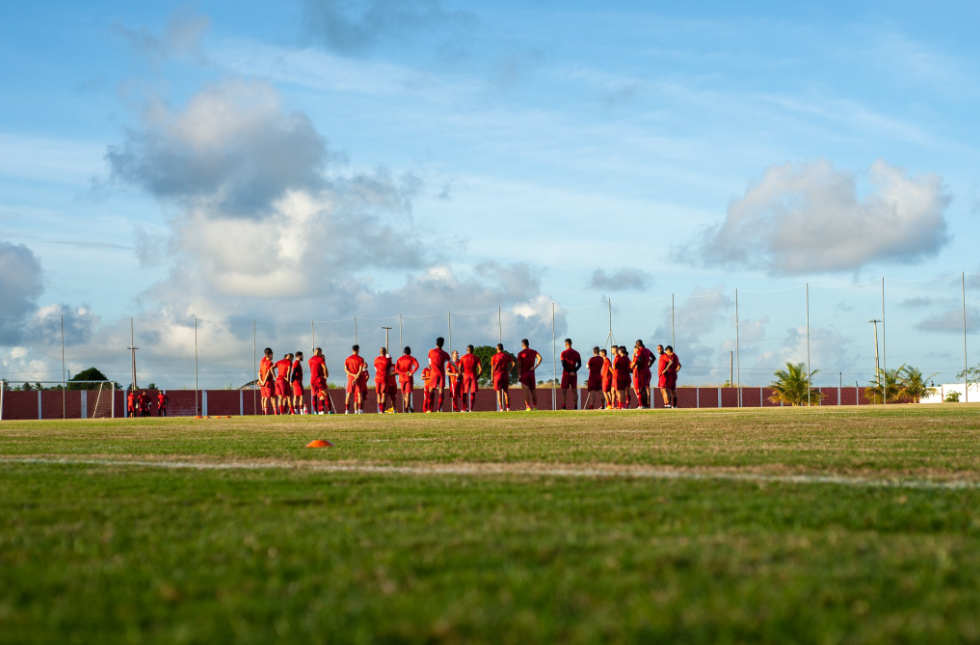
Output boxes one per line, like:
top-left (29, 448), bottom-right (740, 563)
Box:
top-left (0, 386), bottom-right (882, 420)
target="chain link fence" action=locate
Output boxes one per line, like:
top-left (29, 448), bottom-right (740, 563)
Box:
top-left (2, 273), bottom-right (977, 418)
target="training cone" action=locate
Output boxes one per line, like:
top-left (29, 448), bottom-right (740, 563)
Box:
top-left (305, 439), bottom-right (334, 448)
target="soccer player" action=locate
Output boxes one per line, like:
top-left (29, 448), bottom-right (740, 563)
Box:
top-left (292, 351), bottom-right (306, 414)
top-left (614, 346), bottom-right (632, 409)
top-left (427, 337), bottom-right (451, 413)
top-left (157, 390), bottom-right (169, 417)
top-left (600, 348), bottom-right (613, 409)
top-left (374, 348), bottom-right (392, 414)
top-left (259, 347), bottom-right (275, 415)
top-left (275, 353), bottom-right (294, 414)
top-left (137, 390), bottom-right (150, 417)
top-left (491, 343), bottom-right (515, 412)
top-left (420, 367), bottom-right (432, 412)
top-left (344, 345), bottom-right (367, 414)
top-left (448, 350), bottom-right (463, 412)
top-left (662, 345), bottom-right (682, 408)
top-left (385, 351), bottom-right (398, 413)
top-left (631, 340), bottom-right (654, 409)
top-left (657, 345), bottom-right (669, 407)
top-left (559, 338), bottom-right (582, 410)
top-left (308, 347), bottom-right (332, 414)
top-left (517, 339), bottom-right (542, 411)
top-left (126, 389), bottom-right (136, 418)
top-left (395, 347), bottom-right (420, 413)
top-left (608, 346), bottom-right (619, 408)
top-left (585, 347), bottom-right (604, 410)
top-left (458, 345), bottom-right (482, 412)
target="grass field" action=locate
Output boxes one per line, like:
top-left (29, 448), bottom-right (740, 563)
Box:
top-left (2, 405), bottom-right (980, 644)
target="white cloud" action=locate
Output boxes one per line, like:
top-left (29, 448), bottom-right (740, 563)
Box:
top-left (687, 159), bottom-right (951, 275)
top-left (0, 240), bottom-right (44, 322)
top-left (589, 267), bottom-right (651, 292)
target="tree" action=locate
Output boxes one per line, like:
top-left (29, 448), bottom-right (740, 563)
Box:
top-left (957, 365), bottom-right (980, 387)
top-left (769, 362), bottom-right (822, 406)
top-left (22, 382), bottom-right (32, 391)
top-left (896, 366), bottom-right (937, 403)
top-left (67, 367), bottom-right (110, 391)
top-left (864, 366), bottom-right (904, 404)
top-left (471, 345), bottom-right (517, 386)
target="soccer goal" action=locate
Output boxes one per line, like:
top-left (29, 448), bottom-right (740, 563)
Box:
top-left (0, 380), bottom-right (116, 421)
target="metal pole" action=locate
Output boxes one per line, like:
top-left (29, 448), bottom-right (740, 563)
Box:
top-left (671, 293), bottom-right (675, 349)
top-left (881, 277), bottom-right (886, 405)
top-left (806, 283), bottom-right (811, 407)
top-left (194, 317), bottom-right (199, 415)
top-left (61, 314), bottom-right (66, 419)
top-left (354, 316), bottom-right (358, 345)
top-left (448, 311), bottom-right (452, 353)
top-left (870, 320), bottom-right (881, 403)
top-left (399, 314), bottom-right (403, 352)
top-left (252, 320), bottom-right (257, 416)
top-left (735, 289), bottom-right (741, 407)
top-left (311, 321), bottom-right (315, 351)
top-left (552, 302), bottom-right (557, 410)
top-left (130, 317), bottom-right (137, 392)
top-left (964, 272), bottom-right (969, 403)
top-left (729, 351), bottom-right (733, 386)
top-left (608, 297), bottom-right (613, 342)
top-left (498, 306), bottom-right (502, 344)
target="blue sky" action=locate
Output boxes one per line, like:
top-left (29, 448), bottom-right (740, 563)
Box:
top-left (2, 1), bottom-right (979, 387)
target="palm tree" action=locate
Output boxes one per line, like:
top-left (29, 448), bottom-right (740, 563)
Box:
top-left (864, 366), bottom-right (904, 404)
top-left (769, 362), bottom-right (822, 406)
top-left (897, 365), bottom-right (937, 403)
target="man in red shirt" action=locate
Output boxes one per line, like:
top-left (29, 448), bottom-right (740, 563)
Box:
top-left (308, 347), bottom-right (332, 415)
top-left (374, 347), bottom-right (393, 414)
top-left (344, 345), bottom-right (367, 414)
top-left (517, 339), bottom-right (542, 411)
top-left (458, 345), bottom-right (482, 412)
top-left (275, 353), bottom-right (294, 414)
top-left (259, 347), bottom-right (275, 415)
top-left (559, 338), bottom-right (582, 411)
top-left (291, 351), bottom-right (306, 414)
top-left (661, 345), bottom-right (682, 408)
top-left (127, 390), bottom-right (136, 418)
top-left (420, 367), bottom-right (431, 412)
top-left (137, 391), bottom-right (150, 417)
top-left (607, 345), bottom-right (619, 408)
top-left (600, 348), bottom-right (613, 409)
top-left (448, 350), bottom-right (463, 412)
top-left (385, 352), bottom-right (398, 413)
top-left (656, 344), bottom-right (669, 408)
top-left (585, 346), bottom-right (604, 410)
top-left (614, 346), bottom-right (632, 409)
top-left (631, 340), bottom-right (655, 409)
top-left (426, 337), bottom-right (451, 413)
top-left (491, 343), bottom-right (515, 412)
top-left (395, 347), bottom-right (419, 413)
top-left (156, 390), bottom-right (169, 417)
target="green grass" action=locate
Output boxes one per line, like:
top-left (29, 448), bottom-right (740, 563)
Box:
top-left (2, 406), bottom-right (980, 644)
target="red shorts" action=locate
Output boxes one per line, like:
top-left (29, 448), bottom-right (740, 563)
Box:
top-left (560, 372), bottom-right (577, 389)
top-left (375, 379), bottom-right (387, 396)
top-left (601, 378), bottom-right (612, 393)
top-left (427, 373), bottom-right (445, 389)
top-left (292, 382), bottom-right (304, 397)
top-left (660, 373), bottom-right (677, 389)
top-left (587, 377), bottom-right (602, 392)
top-left (493, 374), bottom-right (509, 391)
top-left (346, 376), bottom-right (367, 395)
top-left (633, 371), bottom-right (650, 390)
top-left (275, 380), bottom-right (289, 397)
top-left (519, 372), bottom-right (536, 389)
top-left (461, 374), bottom-right (479, 394)
top-left (399, 377), bottom-right (414, 394)
top-left (616, 376), bottom-right (631, 390)
top-left (260, 385), bottom-right (273, 398)
top-left (310, 383), bottom-right (326, 399)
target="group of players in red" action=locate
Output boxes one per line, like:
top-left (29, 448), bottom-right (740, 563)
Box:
top-left (256, 336), bottom-right (681, 414)
top-left (126, 390), bottom-right (169, 417)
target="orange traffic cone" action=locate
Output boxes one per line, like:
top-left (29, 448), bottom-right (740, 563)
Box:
top-left (305, 439), bottom-right (334, 448)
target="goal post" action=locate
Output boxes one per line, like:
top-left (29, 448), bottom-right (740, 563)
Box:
top-left (0, 381), bottom-right (117, 421)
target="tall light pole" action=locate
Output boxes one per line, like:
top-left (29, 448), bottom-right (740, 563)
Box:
top-left (381, 326), bottom-right (393, 353)
top-left (870, 319), bottom-right (882, 403)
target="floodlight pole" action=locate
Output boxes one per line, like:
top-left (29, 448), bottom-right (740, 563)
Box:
top-left (61, 314), bottom-right (66, 419)
top-left (127, 317), bottom-right (139, 393)
top-left (806, 283), bottom-right (811, 407)
top-left (881, 277), bottom-right (887, 406)
top-left (381, 326), bottom-right (393, 353)
top-left (735, 289), bottom-right (741, 407)
top-left (671, 293), bottom-right (675, 349)
top-left (963, 272), bottom-right (969, 403)
top-left (870, 319), bottom-right (882, 403)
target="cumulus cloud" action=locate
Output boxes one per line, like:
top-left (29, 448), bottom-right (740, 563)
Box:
top-left (298, 0), bottom-right (471, 56)
top-left (589, 267), bottom-right (651, 292)
top-left (915, 307), bottom-right (980, 334)
top-left (0, 240), bottom-right (44, 320)
top-left (685, 159), bottom-right (950, 275)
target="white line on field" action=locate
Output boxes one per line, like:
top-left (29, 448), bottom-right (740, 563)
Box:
top-left (1, 456), bottom-right (979, 491)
